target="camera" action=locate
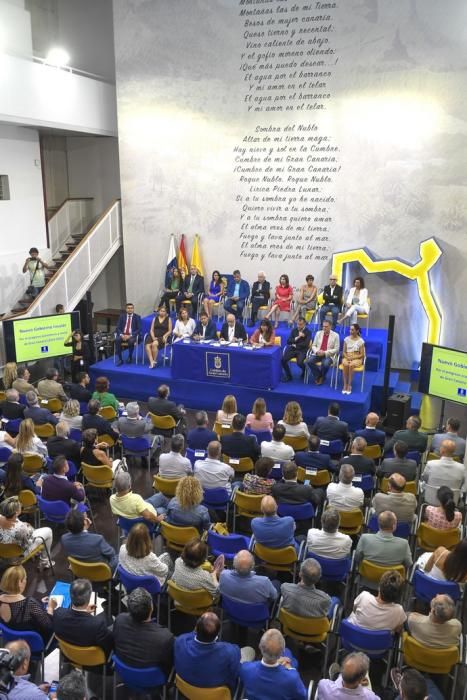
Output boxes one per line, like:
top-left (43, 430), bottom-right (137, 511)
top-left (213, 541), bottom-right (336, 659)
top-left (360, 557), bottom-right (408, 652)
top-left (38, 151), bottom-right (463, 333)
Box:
top-left (0, 647), bottom-right (20, 695)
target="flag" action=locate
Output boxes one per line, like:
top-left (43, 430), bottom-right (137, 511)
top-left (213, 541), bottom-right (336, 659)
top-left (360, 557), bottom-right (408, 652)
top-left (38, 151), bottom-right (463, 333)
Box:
top-left (165, 234), bottom-right (177, 286)
top-left (190, 234), bottom-right (204, 276)
top-left (177, 234), bottom-right (189, 277)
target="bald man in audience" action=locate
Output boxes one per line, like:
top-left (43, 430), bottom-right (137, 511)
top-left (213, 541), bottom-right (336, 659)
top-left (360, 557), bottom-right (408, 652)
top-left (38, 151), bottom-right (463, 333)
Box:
top-left (407, 594), bottom-right (462, 648)
top-left (5, 639), bottom-right (48, 698)
top-left (251, 495), bottom-right (297, 550)
top-left (355, 510), bottom-right (412, 568)
top-left (372, 473), bottom-right (417, 524)
top-left (421, 439), bottom-right (466, 504)
top-left (355, 412), bottom-right (386, 448)
top-left (327, 464), bottom-right (364, 511)
top-left (318, 652), bottom-right (380, 700)
top-left (219, 550), bottom-right (279, 605)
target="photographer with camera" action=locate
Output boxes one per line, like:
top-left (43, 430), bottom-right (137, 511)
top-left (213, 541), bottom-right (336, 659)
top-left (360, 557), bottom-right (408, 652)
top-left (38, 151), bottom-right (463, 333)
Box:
top-left (0, 639), bottom-right (48, 698)
top-left (22, 248), bottom-right (51, 299)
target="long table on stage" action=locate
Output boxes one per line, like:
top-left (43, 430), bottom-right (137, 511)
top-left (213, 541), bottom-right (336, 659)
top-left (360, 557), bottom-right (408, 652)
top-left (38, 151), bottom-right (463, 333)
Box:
top-left (171, 339), bottom-right (282, 389)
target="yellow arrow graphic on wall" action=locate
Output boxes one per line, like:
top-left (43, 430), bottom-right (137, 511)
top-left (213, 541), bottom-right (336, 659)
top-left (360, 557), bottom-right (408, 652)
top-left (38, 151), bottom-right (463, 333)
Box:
top-left (331, 237), bottom-right (443, 344)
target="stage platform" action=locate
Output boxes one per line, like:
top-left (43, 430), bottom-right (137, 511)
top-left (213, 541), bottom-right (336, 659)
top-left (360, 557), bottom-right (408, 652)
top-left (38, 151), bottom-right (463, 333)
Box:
top-left (89, 323), bottom-right (405, 431)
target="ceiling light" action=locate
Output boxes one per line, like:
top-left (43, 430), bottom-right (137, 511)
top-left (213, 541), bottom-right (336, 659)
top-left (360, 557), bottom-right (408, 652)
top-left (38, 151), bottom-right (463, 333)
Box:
top-left (45, 47), bottom-right (70, 68)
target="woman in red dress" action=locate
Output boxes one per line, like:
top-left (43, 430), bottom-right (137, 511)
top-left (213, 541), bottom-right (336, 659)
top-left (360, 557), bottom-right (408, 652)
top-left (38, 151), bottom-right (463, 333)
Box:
top-left (265, 275), bottom-right (294, 328)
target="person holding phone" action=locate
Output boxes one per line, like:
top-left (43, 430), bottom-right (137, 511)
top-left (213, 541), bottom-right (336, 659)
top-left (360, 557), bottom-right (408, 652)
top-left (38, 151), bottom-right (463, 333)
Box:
top-left (22, 247), bottom-right (52, 298)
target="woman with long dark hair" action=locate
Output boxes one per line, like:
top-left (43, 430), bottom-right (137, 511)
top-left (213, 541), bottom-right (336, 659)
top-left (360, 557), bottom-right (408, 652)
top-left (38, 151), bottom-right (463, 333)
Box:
top-left (265, 274), bottom-right (294, 328)
top-left (203, 270), bottom-right (224, 318)
top-left (423, 485), bottom-right (462, 530)
top-left (249, 319), bottom-right (276, 347)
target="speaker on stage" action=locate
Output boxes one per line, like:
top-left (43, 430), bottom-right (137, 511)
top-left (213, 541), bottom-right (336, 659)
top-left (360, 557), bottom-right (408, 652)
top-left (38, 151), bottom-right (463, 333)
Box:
top-left (386, 393), bottom-right (411, 432)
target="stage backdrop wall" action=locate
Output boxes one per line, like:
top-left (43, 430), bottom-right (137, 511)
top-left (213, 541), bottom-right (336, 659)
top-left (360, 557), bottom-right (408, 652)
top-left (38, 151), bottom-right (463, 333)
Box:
top-left (113, 0), bottom-right (467, 369)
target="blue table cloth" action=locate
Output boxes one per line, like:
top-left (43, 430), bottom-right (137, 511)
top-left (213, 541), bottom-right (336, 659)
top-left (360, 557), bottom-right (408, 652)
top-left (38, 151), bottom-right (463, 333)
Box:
top-left (172, 340), bottom-right (282, 389)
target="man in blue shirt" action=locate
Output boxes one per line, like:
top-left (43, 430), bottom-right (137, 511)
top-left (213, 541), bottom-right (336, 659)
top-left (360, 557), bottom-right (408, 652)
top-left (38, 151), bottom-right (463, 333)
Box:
top-left (5, 639), bottom-right (48, 699)
top-left (174, 612), bottom-right (244, 690)
top-left (219, 550), bottom-right (279, 604)
top-left (187, 411), bottom-right (217, 450)
top-left (240, 629), bottom-right (306, 700)
top-left (224, 269), bottom-right (250, 320)
top-left (251, 495), bottom-right (297, 550)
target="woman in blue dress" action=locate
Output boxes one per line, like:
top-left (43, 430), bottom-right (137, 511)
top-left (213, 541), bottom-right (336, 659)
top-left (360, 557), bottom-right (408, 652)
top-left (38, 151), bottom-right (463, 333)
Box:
top-left (202, 270), bottom-right (224, 318)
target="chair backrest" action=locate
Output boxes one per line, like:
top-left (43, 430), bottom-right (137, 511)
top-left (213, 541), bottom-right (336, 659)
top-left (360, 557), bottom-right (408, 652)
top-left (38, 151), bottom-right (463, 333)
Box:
top-left (149, 413), bottom-right (176, 429)
top-left (297, 466), bottom-right (331, 487)
top-left (416, 522), bottom-right (460, 551)
top-left (0, 622), bottom-right (44, 653)
top-left (97, 433), bottom-right (116, 447)
top-left (358, 559), bottom-right (405, 584)
top-left (98, 405), bottom-right (117, 420)
top-left (401, 631), bottom-right (459, 674)
top-left (233, 490), bottom-right (263, 517)
top-left (67, 556), bottom-right (112, 582)
top-left (380, 477), bottom-right (416, 495)
top-left (167, 581), bottom-right (214, 614)
top-left (222, 454), bottom-right (254, 473)
top-left (319, 439), bottom-right (344, 456)
top-left (186, 447), bottom-right (207, 465)
top-left (406, 450), bottom-right (421, 464)
top-left (214, 421), bottom-right (233, 437)
top-left (81, 463), bottom-right (113, 488)
top-left (121, 435), bottom-right (150, 452)
top-left (307, 552), bottom-right (352, 582)
top-left (0, 543), bottom-right (23, 559)
top-left (0, 446), bottom-right (13, 463)
top-left (175, 674), bottom-right (231, 700)
top-left (413, 568), bottom-right (461, 603)
top-left (253, 542), bottom-right (298, 568)
top-left (366, 514), bottom-right (411, 539)
top-left (363, 444), bottom-right (382, 460)
top-left (22, 453), bottom-right (44, 474)
top-left (245, 428), bottom-right (272, 443)
top-left (277, 502), bottom-right (314, 520)
top-left (337, 509), bottom-right (364, 534)
top-left (56, 637), bottom-right (107, 667)
top-left (207, 530), bottom-right (250, 559)
top-left (160, 521), bottom-right (199, 551)
top-left (339, 619), bottom-right (393, 658)
top-left (221, 595), bottom-right (270, 627)
top-left (2, 418), bottom-right (22, 435)
top-left (279, 608), bottom-right (330, 643)
top-left (153, 474), bottom-right (180, 497)
top-left (18, 489), bottom-right (37, 509)
top-left (112, 653), bottom-right (167, 689)
top-left (34, 423), bottom-right (55, 438)
top-left (274, 336), bottom-right (281, 346)
top-left (202, 488), bottom-right (230, 507)
top-left (351, 474), bottom-right (374, 493)
top-left (69, 427), bottom-right (83, 442)
top-left (283, 434), bottom-right (308, 451)
top-left (37, 496), bottom-right (70, 523)
top-left (40, 398), bottom-right (63, 413)
top-left (117, 565), bottom-right (161, 596)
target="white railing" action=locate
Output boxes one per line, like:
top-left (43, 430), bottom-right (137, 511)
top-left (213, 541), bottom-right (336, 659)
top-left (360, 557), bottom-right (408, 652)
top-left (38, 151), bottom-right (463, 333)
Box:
top-left (0, 200), bottom-right (122, 367)
top-left (48, 198), bottom-right (94, 258)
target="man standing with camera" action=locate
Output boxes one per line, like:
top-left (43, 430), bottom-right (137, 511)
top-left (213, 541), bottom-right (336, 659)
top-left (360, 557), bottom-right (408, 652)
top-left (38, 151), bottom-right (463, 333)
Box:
top-left (22, 247), bottom-right (52, 298)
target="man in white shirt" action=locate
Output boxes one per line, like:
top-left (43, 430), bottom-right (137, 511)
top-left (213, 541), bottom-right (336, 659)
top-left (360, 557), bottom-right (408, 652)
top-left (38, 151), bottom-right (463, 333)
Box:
top-left (306, 507), bottom-right (352, 559)
top-left (327, 464), bottom-right (364, 511)
top-left (421, 439), bottom-right (466, 505)
top-left (158, 434), bottom-right (192, 479)
top-left (261, 424), bottom-right (294, 461)
top-left (194, 440), bottom-right (235, 493)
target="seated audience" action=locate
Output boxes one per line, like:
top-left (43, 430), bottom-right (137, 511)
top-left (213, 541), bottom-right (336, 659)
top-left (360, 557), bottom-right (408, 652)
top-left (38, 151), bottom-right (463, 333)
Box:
top-left (158, 433), bottom-right (192, 478)
top-left (0, 453), bottom-right (40, 496)
top-left (110, 471), bottom-right (164, 524)
top-left (0, 389), bottom-right (25, 419)
top-left (219, 550), bottom-right (279, 605)
top-left (294, 435), bottom-right (332, 472)
top-left (0, 496), bottom-right (53, 569)
top-left (80, 428), bottom-right (114, 469)
top-left (14, 418), bottom-right (48, 461)
top-left (327, 464), bottom-right (364, 511)
top-left (423, 538), bottom-right (467, 583)
top-left (371, 473), bottom-right (417, 523)
top-left (240, 628), bottom-right (307, 700)
top-left (281, 558), bottom-right (331, 618)
top-left (249, 319), bottom-right (276, 347)
top-left (312, 401), bottom-right (349, 443)
top-left (246, 397), bottom-right (273, 433)
top-left (393, 668), bottom-right (440, 700)
top-left (187, 411), bottom-right (217, 450)
top-left (242, 456), bottom-right (275, 495)
top-left (221, 413), bottom-right (261, 462)
top-left (355, 412), bottom-right (386, 448)
top-left (306, 507), bottom-right (352, 559)
top-left (171, 538), bottom-right (220, 597)
top-left (278, 401), bottom-right (310, 438)
top-left (67, 371), bottom-right (92, 403)
top-left (220, 313), bottom-right (247, 342)
top-left (24, 392), bottom-right (58, 427)
top-left (261, 424), bottom-right (294, 461)
top-left (193, 310), bottom-right (218, 341)
top-left (0, 565), bottom-right (54, 642)
top-left (423, 485), bottom-right (462, 530)
top-left (251, 495), bottom-right (297, 550)
top-left (12, 366), bottom-right (37, 396)
top-left (61, 509), bottom-right (117, 571)
top-left (115, 401), bottom-right (154, 445)
top-left (56, 669), bottom-right (87, 700)
top-left (216, 394), bottom-right (238, 426)
top-left (37, 367), bottom-right (67, 403)
top-left (355, 511), bottom-right (412, 568)
top-left (119, 522), bottom-right (170, 584)
top-left (4, 639), bottom-right (49, 699)
top-left (47, 421), bottom-right (81, 465)
top-left (173, 307), bottom-right (196, 339)
top-left (147, 384), bottom-right (186, 432)
top-left (408, 593), bottom-right (461, 648)
top-left (41, 455), bottom-right (85, 505)
top-left (347, 569), bottom-right (406, 632)
top-left (114, 587), bottom-right (174, 672)
top-left (194, 440), bottom-right (234, 493)
top-left (59, 399), bottom-right (82, 430)
top-left (91, 376), bottom-right (119, 412)
top-left (272, 460), bottom-right (323, 508)
top-left (317, 652), bottom-right (380, 700)
top-left (376, 440), bottom-right (417, 481)
top-left (53, 578), bottom-right (113, 655)
top-left (166, 475), bottom-right (211, 532)
top-left (421, 439), bottom-right (465, 504)
top-left (431, 417), bottom-right (465, 458)
top-left (339, 437), bottom-right (376, 475)
top-left (81, 399), bottom-right (119, 441)
top-left (385, 415), bottom-right (428, 454)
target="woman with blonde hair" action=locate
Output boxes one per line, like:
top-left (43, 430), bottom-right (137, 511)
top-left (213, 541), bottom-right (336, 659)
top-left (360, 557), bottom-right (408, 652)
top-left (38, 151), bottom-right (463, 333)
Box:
top-left (2, 362), bottom-right (17, 390)
top-left (118, 522), bottom-right (171, 585)
top-left (278, 401), bottom-right (310, 438)
top-left (166, 475), bottom-right (210, 532)
top-left (14, 418), bottom-right (47, 459)
top-left (60, 399), bottom-right (82, 430)
top-left (246, 397), bottom-right (273, 433)
top-left (0, 565), bottom-right (55, 641)
top-left (216, 395), bottom-right (237, 425)
top-left (0, 496), bottom-right (54, 570)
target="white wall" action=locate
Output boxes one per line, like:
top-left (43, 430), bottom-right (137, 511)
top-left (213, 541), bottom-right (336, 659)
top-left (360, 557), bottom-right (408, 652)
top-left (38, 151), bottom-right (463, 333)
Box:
top-left (0, 124), bottom-right (47, 314)
top-left (41, 134), bottom-right (68, 211)
top-left (67, 136), bottom-right (120, 218)
top-left (89, 247), bottom-right (125, 320)
top-left (0, 0), bottom-right (32, 55)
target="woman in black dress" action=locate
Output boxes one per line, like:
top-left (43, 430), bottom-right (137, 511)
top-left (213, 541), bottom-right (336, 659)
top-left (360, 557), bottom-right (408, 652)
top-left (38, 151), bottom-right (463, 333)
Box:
top-left (145, 306), bottom-right (173, 368)
top-left (64, 329), bottom-right (91, 382)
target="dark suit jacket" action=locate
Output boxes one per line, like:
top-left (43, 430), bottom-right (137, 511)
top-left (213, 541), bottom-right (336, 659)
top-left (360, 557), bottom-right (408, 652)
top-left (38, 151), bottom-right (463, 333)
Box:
top-left (61, 531), bottom-right (118, 571)
top-left (113, 613), bottom-right (174, 673)
top-left (286, 327), bottom-right (311, 352)
top-left (271, 480), bottom-right (319, 507)
top-left (53, 607), bottom-right (113, 656)
top-left (322, 284), bottom-right (343, 306)
top-left (193, 319), bottom-right (218, 340)
top-left (116, 313), bottom-right (141, 338)
top-left (181, 274), bottom-right (205, 297)
top-left (312, 415), bottom-right (349, 443)
top-left (355, 427), bottom-right (386, 447)
top-left (220, 321), bottom-right (247, 342)
top-left (41, 473), bottom-right (85, 505)
top-left (24, 405), bottom-right (58, 426)
top-left (147, 396), bottom-right (183, 422)
top-left (47, 436), bottom-right (81, 465)
top-left (376, 457), bottom-right (417, 481)
top-left (187, 427), bottom-right (217, 450)
top-left (221, 432), bottom-right (260, 461)
top-left (339, 454), bottom-right (376, 475)
top-left (385, 429), bottom-right (428, 454)
top-left (294, 450), bottom-right (331, 471)
top-left (82, 413), bottom-right (119, 441)
top-left (251, 280), bottom-right (271, 303)
top-left (67, 383), bottom-right (93, 403)
top-left (0, 401), bottom-right (25, 419)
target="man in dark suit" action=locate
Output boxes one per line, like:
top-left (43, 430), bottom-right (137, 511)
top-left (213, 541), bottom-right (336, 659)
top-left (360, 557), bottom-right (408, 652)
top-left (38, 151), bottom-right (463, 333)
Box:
top-left (384, 415), bottom-right (428, 454)
top-left (271, 461), bottom-right (322, 508)
top-left (187, 411), bottom-right (217, 450)
top-left (249, 271), bottom-right (271, 325)
top-left (67, 372), bottom-right (92, 403)
top-left (312, 402), bottom-right (349, 444)
top-left (281, 316), bottom-right (312, 382)
top-left (47, 422), bottom-right (82, 465)
top-left (355, 412), bottom-right (386, 448)
top-left (147, 384), bottom-right (186, 434)
top-left (223, 270), bottom-right (250, 320)
top-left (0, 389), bottom-right (25, 419)
top-left (41, 455), bottom-right (85, 505)
top-left (115, 302), bottom-right (142, 366)
top-left (82, 399), bottom-right (119, 441)
top-left (294, 435), bottom-right (332, 472)
top-left (24, 390), bottom-right (59, 425)
top-left (176, 265), bottom-right (205, 314)
top-left (220, 313), bottom-right (247, 342)
top-left (53, 578), bottom-right (113, 655)
top-left (338, 437), bottom-right (376, 475)
top-left (193, 311), bottom-right (218, 341)
top-left (61, 508), bottom-right (117, 571)
top-left (221, 413), bottom-right (260, 462)
top-left (319, 274), bottom-right (343, 328)
top-left (376, 440), bottom-right (418, 481)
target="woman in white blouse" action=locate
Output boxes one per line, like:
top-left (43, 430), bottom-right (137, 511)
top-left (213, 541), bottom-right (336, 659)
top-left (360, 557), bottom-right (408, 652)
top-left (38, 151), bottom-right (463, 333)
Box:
top-left (119, 522), bottom-right (171, 585)
top-left (339, 276), bottom-right (369, 325)
top-left (278, 401), bottom-right (310, 438)
top-left (173, 307), bottom-right (196, 340)
top-left (14, 419), bottom-right (47, 461)
top-left (341, 323), bottom-right (365, 394)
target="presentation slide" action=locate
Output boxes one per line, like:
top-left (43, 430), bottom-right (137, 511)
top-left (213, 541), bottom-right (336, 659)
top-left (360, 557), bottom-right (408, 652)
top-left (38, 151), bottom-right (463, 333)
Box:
top-left (420, 343), bottom-right (467, 405)
top-left (3, 313), bottom-right (79, 363)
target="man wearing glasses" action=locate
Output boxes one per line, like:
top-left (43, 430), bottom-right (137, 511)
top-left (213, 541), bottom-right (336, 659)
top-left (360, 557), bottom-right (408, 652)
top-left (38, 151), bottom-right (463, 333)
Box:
top-left (320, 275), bottom-right (343, 328)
